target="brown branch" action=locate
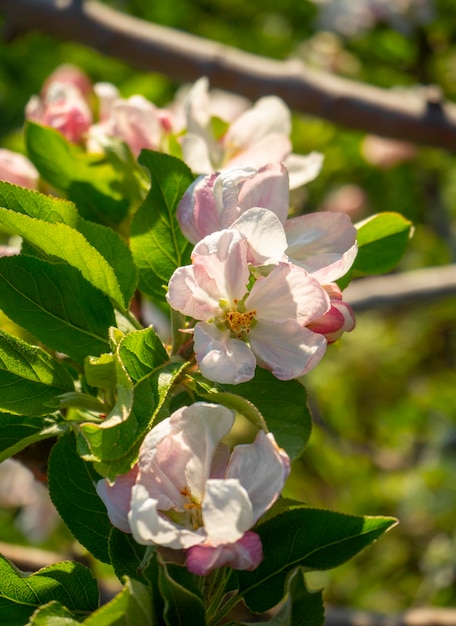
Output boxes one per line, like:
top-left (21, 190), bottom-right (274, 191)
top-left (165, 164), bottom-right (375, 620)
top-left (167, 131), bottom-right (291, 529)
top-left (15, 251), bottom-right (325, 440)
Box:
top-left (345, 265), bottom-right (456, 312)
top-left (1, 0), bottom-right (456, 150)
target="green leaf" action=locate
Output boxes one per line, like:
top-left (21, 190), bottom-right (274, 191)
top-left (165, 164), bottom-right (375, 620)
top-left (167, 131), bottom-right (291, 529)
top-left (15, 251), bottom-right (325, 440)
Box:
top-left (158, 563), bottom-right (206, 626)
top-left (25, 122), bottom-right (130, 226)
top-left (80, 328), bottom-right (186, 480)
top-left (234, 568), bottom-right (324, 626)
top-left (28, 600), bottom-right (81, 625)
top-left (0, 330), bottom-right (74, 416)
top-left (109, 527), bottom-right (147, 583)
top-left (0, 412), bottom-right (65, 463)
top-left (130, 150), bottom-right (194, 300)
top-left (82, 578), bottom-right (153, 626)
top-left (0, 180), bottom-right (138, 307)
top-left (0, 206), bottom-right (129, 311)
top-left (341, 212), bottom-right (413, 287)
top-left (47, 433), bottom-right (114, 563)
top-left (237, 508), bottom-right (397, 613)
top-left (221, 369), bottom-right (312, 460)
top-left (0, 554), bottom-right (98, 626)
top-left (0, 255), bottom-right (116, 362)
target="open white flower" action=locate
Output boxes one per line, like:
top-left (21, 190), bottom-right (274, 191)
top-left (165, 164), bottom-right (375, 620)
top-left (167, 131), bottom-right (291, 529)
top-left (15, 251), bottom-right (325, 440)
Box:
top-left (97, 402), bottom-right (290, 575)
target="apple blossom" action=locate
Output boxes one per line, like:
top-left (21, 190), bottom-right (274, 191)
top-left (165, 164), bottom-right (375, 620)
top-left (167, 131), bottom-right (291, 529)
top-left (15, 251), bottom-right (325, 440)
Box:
top-left (0, 149), bottom-right (39, 189)
top-left (177, 162), bottom-right (358, 284)
top-left (96, 402), bottom-right (290, 575)
top-left (87, 93), bottom-right (174, 157)
top-left (181, 77), bottom-right (323, 189)
top-left (166, 223), bottom-right (329, 384)
top-left (307, 283), bottom-right (356, 343)
top-left (26, 78), bottom-right (92, 145)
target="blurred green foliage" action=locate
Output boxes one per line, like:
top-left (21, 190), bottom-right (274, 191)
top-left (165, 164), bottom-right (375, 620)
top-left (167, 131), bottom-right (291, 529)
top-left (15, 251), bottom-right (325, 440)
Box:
top-left (0, 0), bottom-right (455, 615)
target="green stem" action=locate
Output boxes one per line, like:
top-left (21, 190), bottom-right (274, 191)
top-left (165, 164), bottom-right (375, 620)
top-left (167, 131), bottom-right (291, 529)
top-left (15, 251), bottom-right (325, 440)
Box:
top-left (170, 308), bottom-right (187, 356)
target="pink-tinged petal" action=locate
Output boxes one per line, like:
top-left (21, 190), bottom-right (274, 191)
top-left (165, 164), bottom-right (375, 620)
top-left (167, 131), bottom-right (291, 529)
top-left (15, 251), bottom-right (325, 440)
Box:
top-left (170, 403), bottom-right (235, 500)
top-left (237, 162), bottom-right (290, 224)
top-left (308, 300), bottom-right (356, 344)
top-left (94, 82), bottom-right (120, 121)
top-left (181, 134), bottom-right (215, 174)
top-left (186, 531), bottom-right (263, 576)
top-left (226, 431), bottom-right (290, 523)
top-left (232, 208), bottom-right (288, 265)
top-left (225, 96), bottom-right (291, 149)
top-left (109, 95), bottom-right (162, 156)
top-left (194, 323), bottom-right (256, 384)
top-left (283, 151), bottom-right (324, 190)
top-left (193, 229), bottom-right (250, 302)
top-left (129, 484), bottom-right (205, 549)
top-left (246, 262), bottom-right (329, 325)
top-left (166, 264), bottom-right (220, 321)
top-left (250, 319), bottom-right (328, 380)
top-left (213, 165), bottom-right (258, 227)
top-left (226, 134), bottom-right (291, 169)
top-left (210, 443), bottom-right (231, 479)
top-left (0, 149), bottom-right (39, 189)
top-left (177, 173), bottom-right (220, 243)
top-left (285, 212), bottom-right (358, 282)
top-left (96, 465), bottom-right (139, 533)
top-left (203, 478), bottom-right (253, 545)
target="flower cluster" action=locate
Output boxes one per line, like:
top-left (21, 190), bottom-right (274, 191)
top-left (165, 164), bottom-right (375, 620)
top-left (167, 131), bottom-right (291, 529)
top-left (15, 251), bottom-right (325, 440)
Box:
top-left (167, 163), bottom-right (357, 385)
top-left (97, 402), bottom-right (290, 576)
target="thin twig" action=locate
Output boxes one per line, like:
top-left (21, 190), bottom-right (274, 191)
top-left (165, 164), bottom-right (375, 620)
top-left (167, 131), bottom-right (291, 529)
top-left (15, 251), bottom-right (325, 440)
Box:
top-left (1, 0), bottom-right (456, 150)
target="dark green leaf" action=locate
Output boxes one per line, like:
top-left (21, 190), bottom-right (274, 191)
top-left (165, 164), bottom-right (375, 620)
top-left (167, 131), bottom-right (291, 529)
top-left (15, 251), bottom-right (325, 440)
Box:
top-left (238, 508), bottom-right (397, 613)
top-left (109, 527), bottom-right (147, 583)
top-left (0, 412), bottom-right (66, 462)
top-left (0, 330), bottom-right (74, 416)
top-left (0, 255), bottom-right (115, 362)
top-left (81, 578), bottom-right (153, 626)
top-left (0, 554), bottom-right (98, 625)
top-left (221, 369), bottom-right (312, 460)
top-left (158, 562), bottom-right (206, 626)
top-left (130, 150), bottom-right (194, 300)
top-left (48, 433), bottom-right (114, 563)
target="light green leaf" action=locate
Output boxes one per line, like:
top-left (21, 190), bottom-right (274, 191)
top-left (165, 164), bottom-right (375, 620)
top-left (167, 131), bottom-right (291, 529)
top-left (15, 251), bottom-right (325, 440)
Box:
top-left (48, 433), bottom-right (113, 563)
top-left (80, 328), bottom-right (186, 480)
top-left (82, 578), bottom-right (153, 626)
top-left (25, 122), bottom-right (130, 226)
top-left (130, 150), bottom-right (194, 300)
top-left (28, 600), bottom-right (81, 625)
top-left (0, 207), bottom-right (128, 310)
top-left (0, 180), bottom-right (138, 306)
top-left (0, 554), bottom-right (98, 626)
top-left (237, 508), bottom-right (397, 613)
top-left (0, 255), bottom-right (116, 362)
top-left (339, 212), bottom-right (413, 288)
top-left (0, 330), bottom-right (74, 416)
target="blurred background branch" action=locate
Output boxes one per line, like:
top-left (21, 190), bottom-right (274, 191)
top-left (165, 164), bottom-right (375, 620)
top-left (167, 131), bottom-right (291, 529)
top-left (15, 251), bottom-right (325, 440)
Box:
top-left (1, 0), bottom-right (456, 150)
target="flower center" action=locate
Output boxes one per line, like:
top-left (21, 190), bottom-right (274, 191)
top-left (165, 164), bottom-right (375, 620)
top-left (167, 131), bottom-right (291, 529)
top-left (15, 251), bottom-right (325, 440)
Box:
top-left (181, 486), bottom-right (203, 530)
top-left (225, 310), bottom-right (256, 337)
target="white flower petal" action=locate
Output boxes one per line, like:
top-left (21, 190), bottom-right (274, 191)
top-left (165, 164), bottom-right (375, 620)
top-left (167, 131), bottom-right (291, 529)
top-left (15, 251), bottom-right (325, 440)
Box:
top-left (177, 173), bottom-right (220, 243)
top-left (181, 134), bottom-right (215, 174)
top-left (232, 208), bottom-right (288, 265)
top-left (202, 478), bottom-right (253, 546)
top-left (246, 262), bottom-right (329, 325)
top-left (285, 212), bottom-right (358, 282)
top-left (226, 431), bottom-right (290, 523)
top-left (250, 319), bottom-right (328, 380)
top-left (225, 96), bottom-right (291, 149)
top-left (129, 484), bottom-right (205, 549)
top-left (194, 323), bottom-right (256, 384)
top-left (237, 162), bottom-right (290, 224)
top-left (283, 151), bottom-right (324, 189)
